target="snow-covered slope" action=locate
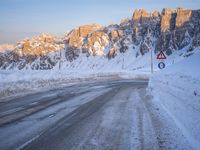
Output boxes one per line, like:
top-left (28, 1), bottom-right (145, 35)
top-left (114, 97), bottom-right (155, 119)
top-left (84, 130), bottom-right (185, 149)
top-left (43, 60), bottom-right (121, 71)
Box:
top-left (148, 47), bottom-right (200, 149)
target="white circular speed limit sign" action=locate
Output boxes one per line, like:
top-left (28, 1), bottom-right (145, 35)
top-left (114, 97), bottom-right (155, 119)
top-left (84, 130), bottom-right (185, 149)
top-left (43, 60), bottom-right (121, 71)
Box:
top-left (158, 62), bottom-right (165, 69)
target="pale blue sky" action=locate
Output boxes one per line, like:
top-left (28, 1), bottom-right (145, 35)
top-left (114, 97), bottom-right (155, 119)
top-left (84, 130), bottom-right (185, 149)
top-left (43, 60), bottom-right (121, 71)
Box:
top-left (0, 0), bottom-right (199, 44)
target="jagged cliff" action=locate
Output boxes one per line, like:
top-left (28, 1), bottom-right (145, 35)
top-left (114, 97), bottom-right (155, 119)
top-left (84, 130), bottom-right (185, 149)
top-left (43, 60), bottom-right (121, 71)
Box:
top-left (0, 33), bottom-right (64, 69)
top-left (0, 7), bottom-right (200, 70)
top-left (64, 7), bottom-right (200, 61)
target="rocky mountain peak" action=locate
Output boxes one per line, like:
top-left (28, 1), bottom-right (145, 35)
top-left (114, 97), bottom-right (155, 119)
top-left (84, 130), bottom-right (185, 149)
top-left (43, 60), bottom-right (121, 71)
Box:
top-left (160, 7), bottom-right (194, 32)
top-left (132, 9), bottom-right (140, 20)
top-left (13, 33), bottom-right (64, 57)
top-left (67, 24), bottom-right (103, 49)
top-left (152, 10), bottom-right (160, 17)
top-left (175, 7), bottom-right (192, 28)
top-left (160, 8), bottom-right (176, 32)
top-left (132, 9), bottom-right (152, 20)
top-left (162, 8), bottom-right (175, 15)
top-left (78, 24), bottom-right (103, 37)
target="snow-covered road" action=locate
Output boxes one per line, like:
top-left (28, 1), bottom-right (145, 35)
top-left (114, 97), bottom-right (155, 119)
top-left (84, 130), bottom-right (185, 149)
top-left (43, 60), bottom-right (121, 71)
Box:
top-left (0, 80), bottom-right (195, 150)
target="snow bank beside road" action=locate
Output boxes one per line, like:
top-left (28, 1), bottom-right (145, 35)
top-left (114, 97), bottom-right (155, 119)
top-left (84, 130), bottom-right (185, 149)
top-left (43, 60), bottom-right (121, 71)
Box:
top-left (0, 70), bottom-right (149, 99)
top-left (149, 49), bottom-right (200, 149)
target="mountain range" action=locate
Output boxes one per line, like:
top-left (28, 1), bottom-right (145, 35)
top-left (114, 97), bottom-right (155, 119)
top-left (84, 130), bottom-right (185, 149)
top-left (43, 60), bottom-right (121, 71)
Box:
top-left (0, 7), bottom-right (200, 70)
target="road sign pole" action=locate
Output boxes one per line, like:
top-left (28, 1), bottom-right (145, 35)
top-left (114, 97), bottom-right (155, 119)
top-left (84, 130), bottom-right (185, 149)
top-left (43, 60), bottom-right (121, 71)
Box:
top-left (59, 49), bottom-right (61, 70)
top-left (123, 53), bottom-right (124, 69)
top-left (151, 49), bottom-right (153, 73)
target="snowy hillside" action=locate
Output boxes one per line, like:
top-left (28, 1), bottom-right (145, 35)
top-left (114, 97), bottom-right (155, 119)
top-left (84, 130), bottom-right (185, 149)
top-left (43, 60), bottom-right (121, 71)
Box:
top-left (148, 47), bottom-right (200, 149)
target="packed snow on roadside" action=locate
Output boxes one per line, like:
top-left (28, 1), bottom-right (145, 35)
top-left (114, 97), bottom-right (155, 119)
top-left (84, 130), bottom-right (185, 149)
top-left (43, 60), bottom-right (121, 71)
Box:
top-left (0, 68), bottom-right (149, 99)
top-left (148, 48), bottom-right (200, 149)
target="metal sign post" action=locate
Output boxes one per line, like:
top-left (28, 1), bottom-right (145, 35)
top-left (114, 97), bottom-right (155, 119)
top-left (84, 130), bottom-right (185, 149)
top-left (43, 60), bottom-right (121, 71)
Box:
top-left (59, 48), bottom-right (62, 70)
top-left (151, 49), bottom-right (153, 73)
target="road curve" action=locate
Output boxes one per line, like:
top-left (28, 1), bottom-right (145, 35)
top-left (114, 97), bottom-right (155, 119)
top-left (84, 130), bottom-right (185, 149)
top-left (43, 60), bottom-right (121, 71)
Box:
top-left (0, 80), bottom-right (194, 150)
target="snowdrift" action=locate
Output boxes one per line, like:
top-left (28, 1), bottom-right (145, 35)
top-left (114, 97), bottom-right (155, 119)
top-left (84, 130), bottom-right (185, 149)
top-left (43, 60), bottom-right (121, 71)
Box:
top-left (149, 48), bottom-right (200, 149)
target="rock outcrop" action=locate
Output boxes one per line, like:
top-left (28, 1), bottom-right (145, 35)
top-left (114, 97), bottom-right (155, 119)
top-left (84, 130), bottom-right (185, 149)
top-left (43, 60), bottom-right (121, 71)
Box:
top-left (15, 33), bottom-right (64, 56)
top-left (65, 24), bottom-right (105, 61)
top-left (87, 31), bottom-right (109, 56)
top-left (68, 24), bottom-right (103, 49)
top-left (157, 8), bottom-right (200, 54)
top-left (161, 8), bottom-right (176, 32)
top-left (0, 33), bottom-right (64, 69)
top-left (110, 30), bottom-right (124, 42)
top-left (176, 8), bottom-right (192, 28)
top-left (132, 9), bottom-right (153, 25)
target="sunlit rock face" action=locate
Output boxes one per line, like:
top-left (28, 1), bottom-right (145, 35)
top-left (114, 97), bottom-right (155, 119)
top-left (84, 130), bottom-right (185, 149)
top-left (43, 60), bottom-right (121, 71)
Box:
top-left (87, 31), bottom-right (109, 56)
top-left (15, 33), bottom-right (64, 56)
top-left (157, 8), bottom-right (200, 54)
top-left (68, 24), bottom-right (103, 49)
top-left (160, 8), bottom-right (176, 32)
top-left (0, 33), bottom-right (64, 70)
top-left (65, 24), bottom-right (105, 61)
top-left (175, 8), bottom-right (192, 28)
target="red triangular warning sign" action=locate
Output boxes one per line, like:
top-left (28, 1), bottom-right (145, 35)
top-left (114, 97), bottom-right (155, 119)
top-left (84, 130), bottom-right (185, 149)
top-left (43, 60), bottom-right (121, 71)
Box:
top-left (157, 51), bottom-right (166, 60)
